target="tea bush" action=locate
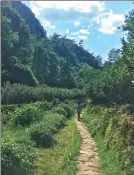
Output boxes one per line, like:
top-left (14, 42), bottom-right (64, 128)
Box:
top-left (2, 82), bottom-right (85, 105)
top-left (59, 103), bottom-right (74, 118)
top-left (29, 112), bottom-right (66, 147)
top-left (51, 106), bottom-right (68, 117)
top-left (2, 100), bottom-right (75, 174)
top-left (2, 130), bottom-right (35, 175)
top-left (12, 105), bottom-right (44, 126)
top-left (2, 101), bottom-right (51, 126)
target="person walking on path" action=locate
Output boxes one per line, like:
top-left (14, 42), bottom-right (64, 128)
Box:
top-left (77, 102), bottom-right (81, 121)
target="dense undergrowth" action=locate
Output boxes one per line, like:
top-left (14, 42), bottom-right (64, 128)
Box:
top-left (82, 103), bottom-right (134, 175)
top-left (1, 101), bottom-right (76, 175)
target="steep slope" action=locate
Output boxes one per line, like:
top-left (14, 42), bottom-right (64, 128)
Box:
top-left (11, 1), bottom-right (46, 37)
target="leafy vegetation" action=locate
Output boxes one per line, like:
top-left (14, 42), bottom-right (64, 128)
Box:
top-left (82, 104), bottom-right (134, 175)
top-left (1, 1), bottom-right (134, 175)
top-left (29, 112), bottom-right (66, 147)
top-left (2, 102), bottom-right (75, 175)
top-left (2, 82), bottom-right (84, 105)
top-left (2, 128), bottom-right (36, 175)
top-left (84, 5), bottom-right (134, 104)
top-left (34, 118), bottom-right (80, 175)
top-left (13, 105), bottom-right (44, 127)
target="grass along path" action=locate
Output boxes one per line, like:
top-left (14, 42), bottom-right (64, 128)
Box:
top-left (34, 117), bottom-right (81, 175)
top-left (76, 119), bottom-right (102, 175)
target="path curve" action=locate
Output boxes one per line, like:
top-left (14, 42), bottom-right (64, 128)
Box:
top-left (76, 119), bottom-right (102, 175)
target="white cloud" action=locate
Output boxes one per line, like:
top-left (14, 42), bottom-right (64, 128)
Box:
top-left (41, 20), bottom-right (55, 29)
top-left (71, 31), bottom-right (80, 35)
top-left (30, 1), bottom-right (105, 13)
top-left (27, 1), bottom-right (105, 22)
top-left (30, 2), bottom-right (41, 17)
top-left (79, 29), bottom-right (90, 35)
top-left (71, 28), bottom-right (90, 36)
top-left (65, 29), bottom-right (70, 34)
top-left (97, 10), bottom-right (125, 34)
top-left (78, 35), bottom-right (88, 40)
top-left (93, 16), bottom-right (100, 24)
top-left (74, 20), bottom-right (80, 26)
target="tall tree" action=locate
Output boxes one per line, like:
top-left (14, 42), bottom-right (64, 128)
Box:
top-left (108, 48), bottom-right (121, 62)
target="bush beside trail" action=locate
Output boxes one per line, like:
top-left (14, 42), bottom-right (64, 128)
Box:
top-left (1, 101), bottom-right (52, 125)
top-left (2, 129), bottom-right (36, 175)
top-left (29, 112), bottom-right (66, 147)
top-left (82, 104), bottom-right (134, 175)
top-left (51, 103), bottom-right (75, 118)
top-left (2, 102), bottom-right (75, 174)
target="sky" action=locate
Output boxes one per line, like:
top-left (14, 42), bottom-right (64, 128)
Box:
top-left (23, 1), bottom-right (133, 61)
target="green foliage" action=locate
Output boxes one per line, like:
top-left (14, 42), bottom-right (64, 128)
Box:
top-left (59, 103), bottom-right (74, 118)
top-left (51, 103), bottom-right (74, 118)
top-left (2, 129), bottom-right (35, 175)
top-left (50, 33), bottom-right (100, 69)
top-left (107, 48), bottom-right (121, 62)
top-left (52, 106), bottom-right (68, 117)
top-left (32, 38), bottom-right (61, 86)
top-left (75, 64), bottom-right (100, 88)
top-left (2, 82), bottom-right (84, 105)
top-left (85, 58), bottom-right (133, 104)
top-left (1, 1), bottom-right (33, 64)
top-left (9, 60), bottom-right (39, 86)
top-left (2, 101), bottom-right (74, 174)
top-left (83, 5), bottom-right (134, 105)
top-left (12, 105), bottom-right (44, 126)
top-left (29, 113), bottom-right (66, 147)
top-left (33, 101), bottom-right (52, 111)
top-left (82, 105), bottom-right (134, 175)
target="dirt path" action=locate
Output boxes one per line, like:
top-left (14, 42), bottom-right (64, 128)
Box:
top-left (76, 119), bottom-right (102, 175)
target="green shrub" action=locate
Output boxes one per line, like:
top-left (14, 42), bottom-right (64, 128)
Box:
top-left (1, 130), bottom-right (35, 175)
top-left (29, 113), bottom-right (66, 147)
top-left (12, 105), bottom-right (44, 126)
top-left (33, 101), bottom-right (52, 111)
top-left (51, 106), bottom-right (67, 117)
top-left (2, 82), bottom-right (84, 105)
top-left (2, 101), bottom-right (52, 125)
top-left (1, 104), bottom-right (22, 115)
top-left (59, 103), bottom-right (74, 118)
top-left (29, 123), bottom-right (54, 147)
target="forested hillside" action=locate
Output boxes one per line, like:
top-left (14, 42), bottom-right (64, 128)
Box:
top-left (1, 1), bottom-right (134, 175)
top-left (2, 1), bottom-right (101, 89)
top-left (2, 1), bottom-right (133, 102)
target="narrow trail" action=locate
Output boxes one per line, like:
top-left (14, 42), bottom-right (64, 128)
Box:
top-left (76, 119), bottom-right (102, 175)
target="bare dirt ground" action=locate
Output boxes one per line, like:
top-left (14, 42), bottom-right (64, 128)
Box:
top-left (76, 119), bottom-right (102, 175)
